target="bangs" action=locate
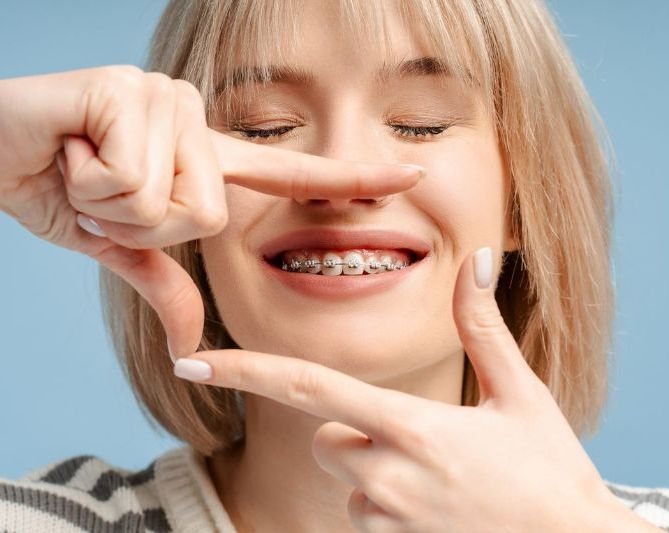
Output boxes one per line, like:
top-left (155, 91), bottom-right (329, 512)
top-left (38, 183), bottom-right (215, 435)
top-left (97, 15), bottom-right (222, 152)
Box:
top-left (210, 0), bottom-right (494, 123)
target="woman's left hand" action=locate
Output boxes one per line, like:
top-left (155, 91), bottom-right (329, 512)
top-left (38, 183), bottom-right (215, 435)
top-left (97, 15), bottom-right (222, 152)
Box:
top-left (173, 247), bottom-right (619, 532)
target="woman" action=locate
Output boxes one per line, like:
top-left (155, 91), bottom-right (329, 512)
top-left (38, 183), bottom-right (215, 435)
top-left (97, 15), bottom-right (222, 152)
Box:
top-left (0, 0), bottom-right (667, 531)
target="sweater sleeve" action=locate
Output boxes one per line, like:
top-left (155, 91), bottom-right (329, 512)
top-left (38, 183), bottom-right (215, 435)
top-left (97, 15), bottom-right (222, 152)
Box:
top-left (604, 480), bottom-right (669, 531)
top-left (0, 454), bottom-right (172, 533)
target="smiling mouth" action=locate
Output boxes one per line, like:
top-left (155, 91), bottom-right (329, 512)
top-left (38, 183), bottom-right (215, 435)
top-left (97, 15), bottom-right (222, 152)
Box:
top-left (264, 248), bottom-right (425, 276)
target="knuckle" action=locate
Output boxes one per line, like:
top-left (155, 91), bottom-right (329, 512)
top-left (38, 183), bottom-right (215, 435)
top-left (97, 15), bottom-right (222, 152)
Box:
top-left (227, 355), bottom-right (258, 392)
top-left (125, 193), bottom-right (168, 226)
top-left (174, 79), bottom-right (205, 112)
top-left (115, 169), bottom-right (145, 191)
top-left (103, 166), bottom-right (145, 192)
top-left (146, 71), bottom-right (174, 96)
top-left (285, 365), bottom-right (321, 405)
top-left (191, 205), bottom-right (228, 235)
top-left (463, 304), bottom-right (507, 341)
top-left (161, 277), bottom-right (195, 315)
top-left (99, 65), bottom-right (144, 92)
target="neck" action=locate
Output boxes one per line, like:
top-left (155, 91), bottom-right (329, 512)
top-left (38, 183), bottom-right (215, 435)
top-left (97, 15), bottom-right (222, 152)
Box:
top-left (207, 350), bottom-right (465, 533)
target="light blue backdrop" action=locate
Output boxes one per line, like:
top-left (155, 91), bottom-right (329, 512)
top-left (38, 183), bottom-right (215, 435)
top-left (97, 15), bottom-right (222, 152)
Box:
top-left (1, 1), bottom-right (667, 487)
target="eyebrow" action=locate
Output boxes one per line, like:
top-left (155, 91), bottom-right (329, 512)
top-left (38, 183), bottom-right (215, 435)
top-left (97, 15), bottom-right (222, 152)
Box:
top-left (221, 56), bottom-right (451, 90)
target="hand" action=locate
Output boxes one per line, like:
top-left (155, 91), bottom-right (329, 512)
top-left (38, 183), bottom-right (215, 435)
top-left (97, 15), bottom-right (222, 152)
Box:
top-left (172, 248), bottom-right (622, 533)
top-left (0, 66), bottom-right (425, 357)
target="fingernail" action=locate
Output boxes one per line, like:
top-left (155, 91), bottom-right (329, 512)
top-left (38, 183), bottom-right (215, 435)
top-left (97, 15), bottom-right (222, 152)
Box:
top-left (174, 358), bottom-right (212, 381)
top-left (55, 151), bottom-right (66, 176)
top-left (473, 247), bottom-right (492, 289)
top-left (398, 164), bottom-right (426, 179)
top-left (76, 213), bottom-right (107, 237)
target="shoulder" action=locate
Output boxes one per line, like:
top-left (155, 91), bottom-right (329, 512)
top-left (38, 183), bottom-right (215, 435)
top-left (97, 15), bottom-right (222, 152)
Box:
top-left (603, 479), bottom-right (669, 531)
top-left (0, 447), bottom-right (181, 532)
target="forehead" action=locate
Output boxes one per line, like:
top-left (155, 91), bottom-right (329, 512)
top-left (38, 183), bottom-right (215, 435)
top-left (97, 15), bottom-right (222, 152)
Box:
top-left (212, 0), bottom-right (486, 116)
top-left (221, 56), bottom-right (453, 90)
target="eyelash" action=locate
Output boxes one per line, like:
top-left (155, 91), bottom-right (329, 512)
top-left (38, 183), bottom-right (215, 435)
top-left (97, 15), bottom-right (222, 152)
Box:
top-left (231, 123), bottom-right (452, 141)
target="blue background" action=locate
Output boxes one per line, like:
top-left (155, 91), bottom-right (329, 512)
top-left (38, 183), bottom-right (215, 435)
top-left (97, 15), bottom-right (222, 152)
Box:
top-left (1, 1), bottom-right (667, 486)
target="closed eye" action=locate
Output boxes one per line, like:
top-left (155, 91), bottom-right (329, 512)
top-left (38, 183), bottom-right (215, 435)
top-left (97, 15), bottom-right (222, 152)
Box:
top-left (230, 123), bottom-right (453, 142)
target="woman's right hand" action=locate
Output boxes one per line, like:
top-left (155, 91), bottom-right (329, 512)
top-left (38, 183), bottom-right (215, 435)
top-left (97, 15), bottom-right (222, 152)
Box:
top-left (0, 65), bottom-right (425, 361)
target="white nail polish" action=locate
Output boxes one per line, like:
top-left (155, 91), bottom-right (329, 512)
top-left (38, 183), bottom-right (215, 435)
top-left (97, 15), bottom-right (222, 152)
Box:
top-left (174, 359), bottom-right (212, 381)
top-left (76, 213), bottom-right (107, 237)
top-left (473, 247), bottom-right (492, 289)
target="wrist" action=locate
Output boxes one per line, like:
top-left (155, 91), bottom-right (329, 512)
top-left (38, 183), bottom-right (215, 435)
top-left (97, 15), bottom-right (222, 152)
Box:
top-left (589, 485), bottom-right (664, 533)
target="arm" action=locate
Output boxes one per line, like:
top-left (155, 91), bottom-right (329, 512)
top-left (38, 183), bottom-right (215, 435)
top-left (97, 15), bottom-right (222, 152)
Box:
top-left (591, 487), bottom-right (666, 532)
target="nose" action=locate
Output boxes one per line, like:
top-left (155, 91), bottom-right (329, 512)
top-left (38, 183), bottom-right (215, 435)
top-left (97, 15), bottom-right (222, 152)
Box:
top-left (293, 195), bottom-right (391, 211)
top-left (292, 119), bottom-right (395, 212)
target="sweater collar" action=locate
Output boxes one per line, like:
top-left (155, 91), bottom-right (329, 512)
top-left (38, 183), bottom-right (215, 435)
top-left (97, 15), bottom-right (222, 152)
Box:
top-left (154, 445), bottom-right (238, 532)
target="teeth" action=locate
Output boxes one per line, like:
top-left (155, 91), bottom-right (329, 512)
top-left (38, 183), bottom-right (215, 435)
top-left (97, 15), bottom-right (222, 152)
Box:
top-left (321, 252), bottom-right (343, 276)
top-left (278, 248), bottom-right (412, 275)
top-left (342, 252), bottom-right (364, 275)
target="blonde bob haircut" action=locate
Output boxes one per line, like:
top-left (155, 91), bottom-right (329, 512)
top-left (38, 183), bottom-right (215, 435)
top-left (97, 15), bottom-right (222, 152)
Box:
top-left (100, 0), bottom-right (616, 456)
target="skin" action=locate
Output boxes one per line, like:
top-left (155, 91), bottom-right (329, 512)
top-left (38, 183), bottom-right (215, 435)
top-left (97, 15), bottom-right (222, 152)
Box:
top-left (0, 1), bottom-right (660, 531)
top-left (199, 1), bottom-right (515, 531)
top-left (191, 2), bottom-right (656, 532)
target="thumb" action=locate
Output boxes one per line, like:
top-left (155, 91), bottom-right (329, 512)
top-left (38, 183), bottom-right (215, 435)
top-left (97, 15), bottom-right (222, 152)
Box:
top-left (452, 246), bottom-right (532, 405)
top-left (91, 244), bottom-right (204, 365)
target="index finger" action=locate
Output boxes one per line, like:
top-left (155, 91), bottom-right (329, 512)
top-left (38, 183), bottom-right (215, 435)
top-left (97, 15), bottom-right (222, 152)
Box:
top-left (175, 348), bottom-right (431, 443)
top-left (209, 129), bottom-right (425, 199)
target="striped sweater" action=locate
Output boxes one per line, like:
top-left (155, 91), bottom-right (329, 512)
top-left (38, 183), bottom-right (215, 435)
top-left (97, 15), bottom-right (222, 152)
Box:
top-left (1, 445), bottom-right (668, 532)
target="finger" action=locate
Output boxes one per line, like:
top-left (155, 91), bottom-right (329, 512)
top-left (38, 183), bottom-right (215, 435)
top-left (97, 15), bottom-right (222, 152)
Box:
top-left (209, 129), bottom-right (425, 199)
top-left (312, 421), bottom-right (373, 487)
top-left (452, 246), bottom-right (540, 406)
top-left (69, 77), bottom-right (175, 225)
top-left (79, 83), bottom-right (226, 250)
top-left (173, 348), bottom-right (423, 443)
top-left (348, 487), bottom-right (397, 532)
top-left (87, 243), bottom-right (204, 361)
top-left (63, 82), bottom-right (149, 202)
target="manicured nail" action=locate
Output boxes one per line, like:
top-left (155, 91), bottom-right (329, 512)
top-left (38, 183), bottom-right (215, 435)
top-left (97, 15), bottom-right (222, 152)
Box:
top-left (473, 247), bottom-right (492, 289)
top-left (76, 213), bottom-right (107, 237)
top-left (174, 358), bottom-right (212, 381)
top-left (398, 164), bottom-right (426, 179)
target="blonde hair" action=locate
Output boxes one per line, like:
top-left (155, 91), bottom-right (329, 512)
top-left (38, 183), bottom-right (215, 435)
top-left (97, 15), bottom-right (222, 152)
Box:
top-left (100, 0), bottom-right (616, 456)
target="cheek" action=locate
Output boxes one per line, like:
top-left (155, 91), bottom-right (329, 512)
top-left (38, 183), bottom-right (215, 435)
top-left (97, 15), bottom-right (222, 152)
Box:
top-left (415, 135), bottom-right (508, 255)
top-left (200, 184), bottom-right (268, 300)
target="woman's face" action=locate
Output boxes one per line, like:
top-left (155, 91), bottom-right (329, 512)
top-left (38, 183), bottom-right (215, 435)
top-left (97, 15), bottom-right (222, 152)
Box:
top-left (201, 1), bottom-right (516, 385)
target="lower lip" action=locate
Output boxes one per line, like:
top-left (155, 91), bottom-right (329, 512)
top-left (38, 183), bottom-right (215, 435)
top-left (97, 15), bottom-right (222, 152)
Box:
top-left (259, 254), bottom-right (430, 300)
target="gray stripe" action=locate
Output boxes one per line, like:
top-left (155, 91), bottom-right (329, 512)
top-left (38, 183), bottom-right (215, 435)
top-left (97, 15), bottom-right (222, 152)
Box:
top-left (36, 456), bottom-right (156, 503)
top-left (39, 455), bottom-right (95, 485)
top-left (605, 482), bottom-right (669, 511)
top-left (0, 482), bottom-right (171, 532)
top-left (89, 461), bottom-right (157, 501)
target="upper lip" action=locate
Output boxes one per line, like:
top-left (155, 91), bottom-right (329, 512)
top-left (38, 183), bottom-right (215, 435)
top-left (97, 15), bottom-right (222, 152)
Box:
top-left (259, 227), bottom-right (432, 260)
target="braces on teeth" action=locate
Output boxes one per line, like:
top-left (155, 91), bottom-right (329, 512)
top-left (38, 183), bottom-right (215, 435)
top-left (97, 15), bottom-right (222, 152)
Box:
top-left (281, 257), bottom-right (409, 272)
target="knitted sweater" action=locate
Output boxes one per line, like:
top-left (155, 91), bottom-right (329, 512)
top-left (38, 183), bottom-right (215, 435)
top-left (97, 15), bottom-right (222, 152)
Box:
top-left (1, 445), bottom-right (668, 532)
